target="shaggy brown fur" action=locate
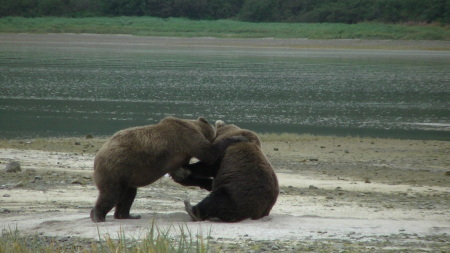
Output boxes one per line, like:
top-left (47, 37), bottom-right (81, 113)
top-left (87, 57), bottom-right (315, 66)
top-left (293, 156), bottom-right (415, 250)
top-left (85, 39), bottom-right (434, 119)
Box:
top-left (176, 121), bottom-right (279, 222)
top-left (90, 117), bottom-right (237, 222)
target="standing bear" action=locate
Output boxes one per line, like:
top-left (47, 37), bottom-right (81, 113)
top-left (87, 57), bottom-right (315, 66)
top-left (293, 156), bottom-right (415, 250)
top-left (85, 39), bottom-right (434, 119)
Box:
top-left (173, 120), bottom-right (279, 222)
top-left (91, 117), bottom-right (242, 222)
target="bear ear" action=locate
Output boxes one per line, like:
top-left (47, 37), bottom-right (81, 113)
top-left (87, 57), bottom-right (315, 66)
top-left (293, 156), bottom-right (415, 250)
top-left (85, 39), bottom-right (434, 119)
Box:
top-left (198, 117), bottom-right (208, 124)
top-left (215, 120), bottom-right (225, 128)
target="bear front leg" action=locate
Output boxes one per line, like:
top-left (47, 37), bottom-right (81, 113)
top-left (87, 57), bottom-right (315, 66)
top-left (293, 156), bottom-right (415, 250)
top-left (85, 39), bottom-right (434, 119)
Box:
top-left (171, 160), bottom-right (220, 191)
top-left (171, 170), bottom-right (214, 191)
top-left (185, 160), bottom-right (220, 178)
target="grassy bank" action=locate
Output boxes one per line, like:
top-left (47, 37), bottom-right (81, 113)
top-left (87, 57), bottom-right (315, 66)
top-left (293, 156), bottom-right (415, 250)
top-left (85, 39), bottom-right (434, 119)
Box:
top-left (0, 16), bottom-right (448, 40)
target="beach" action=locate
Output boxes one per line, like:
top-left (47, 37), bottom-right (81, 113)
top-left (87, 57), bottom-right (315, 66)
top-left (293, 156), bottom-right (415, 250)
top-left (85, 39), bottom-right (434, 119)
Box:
top-left (1, 135), bottom-right (449, 251)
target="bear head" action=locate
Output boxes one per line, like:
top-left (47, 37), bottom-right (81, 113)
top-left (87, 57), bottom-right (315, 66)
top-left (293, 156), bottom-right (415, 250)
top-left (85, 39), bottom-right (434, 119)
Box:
top-left (214, 120), bottom-right (261, 147)
top-left (190, 117), bottom-right (216, 143)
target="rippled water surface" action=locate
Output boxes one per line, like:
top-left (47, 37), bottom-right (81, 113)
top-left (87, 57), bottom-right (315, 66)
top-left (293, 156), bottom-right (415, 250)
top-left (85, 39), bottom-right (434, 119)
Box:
top-left (1, 36), bottom-right (449, 139)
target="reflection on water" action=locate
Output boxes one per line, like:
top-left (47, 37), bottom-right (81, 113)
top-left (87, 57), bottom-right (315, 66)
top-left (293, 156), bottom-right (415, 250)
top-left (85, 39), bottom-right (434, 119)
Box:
top-left (0, 37), bottom-right (449, 140)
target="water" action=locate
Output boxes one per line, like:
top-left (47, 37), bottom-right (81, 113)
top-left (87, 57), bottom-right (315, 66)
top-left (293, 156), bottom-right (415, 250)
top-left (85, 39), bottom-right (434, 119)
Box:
top-left (1, 35), bottom-right (449, 140)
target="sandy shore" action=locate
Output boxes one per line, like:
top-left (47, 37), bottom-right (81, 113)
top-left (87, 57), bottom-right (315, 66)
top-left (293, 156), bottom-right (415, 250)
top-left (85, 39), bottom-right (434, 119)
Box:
top-left (1, 135), bottom-right (449, 252)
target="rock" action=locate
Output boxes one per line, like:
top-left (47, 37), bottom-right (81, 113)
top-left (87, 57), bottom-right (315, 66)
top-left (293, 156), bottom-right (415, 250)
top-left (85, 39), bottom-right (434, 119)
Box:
top-left (74, 142), bottom-right (81, 145)
top-left (365, 179), bottom-right (371, 183)
top-left (5, 161), bottom-right (21, 172)
top-left (15, 182), bottom-right (25, 188)
top-left (445, 171), bottom-right (450, 176)
top-left (309, 185), bottom-right (319, 190)
top-left (274, 148), bottom-right (279, 151)
top-left (1, 209), bottom-right (11, 214)
top-left (71, 179), bottom-right (84, 185)
top-left (309, 158), bottom-right (319, 162)
top-left (271, 244), bottom-right (280, 250)
top-left (3, 194), bottom-right (11, 197)
top-left (24, 168), bottom-right (36, 173)
top-left (85, 134), bottom-right (94, 139)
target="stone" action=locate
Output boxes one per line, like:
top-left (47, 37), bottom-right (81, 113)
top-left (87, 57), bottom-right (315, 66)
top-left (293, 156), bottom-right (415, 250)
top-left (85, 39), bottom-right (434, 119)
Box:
top-left (15, 182), bottom-right (25, 188)
top-left (5, 161), bottom-right (21, 172)
top-left (71, 179), bottom-right (84, 185)
top-left (309, 185), bottom-right (319, 190)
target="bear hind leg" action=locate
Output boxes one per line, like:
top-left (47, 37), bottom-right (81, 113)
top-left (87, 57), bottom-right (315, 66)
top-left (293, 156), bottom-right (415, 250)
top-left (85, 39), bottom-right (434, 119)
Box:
top-left (114, 187), bottom-right (141, 220)
top-left (185, 187), bottom-right (243, 222)
top-left (91, 191), bottom-right (117, 222)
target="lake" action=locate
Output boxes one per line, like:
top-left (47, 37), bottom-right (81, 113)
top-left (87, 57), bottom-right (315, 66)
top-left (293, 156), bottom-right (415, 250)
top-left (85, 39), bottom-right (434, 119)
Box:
top-left (1, 34), bottom-right (449, 140)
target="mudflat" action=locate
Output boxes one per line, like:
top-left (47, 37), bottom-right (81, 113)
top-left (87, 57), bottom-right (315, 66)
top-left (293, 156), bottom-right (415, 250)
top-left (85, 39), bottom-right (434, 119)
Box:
top-left (1, 135), bottom-right (449, 251)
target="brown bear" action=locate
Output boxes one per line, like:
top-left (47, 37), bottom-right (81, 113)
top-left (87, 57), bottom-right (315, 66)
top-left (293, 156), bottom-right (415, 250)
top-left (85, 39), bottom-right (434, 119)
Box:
top-left (173, 120), bottom-right (279, 222)
top-left (90, 116), bottom-right (243, 222)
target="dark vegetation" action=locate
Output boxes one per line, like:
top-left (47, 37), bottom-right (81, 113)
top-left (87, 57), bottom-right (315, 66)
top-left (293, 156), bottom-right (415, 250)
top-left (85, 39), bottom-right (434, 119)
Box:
top-left (1, 0), bottom-right (449, 24)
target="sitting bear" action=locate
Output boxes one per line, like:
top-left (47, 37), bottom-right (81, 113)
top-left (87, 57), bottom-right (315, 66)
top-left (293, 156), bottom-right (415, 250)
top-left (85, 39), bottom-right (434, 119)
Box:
top-left (90, 117), bottom-right (242, 222)
top-left (173, 120), bottom-right (279, 222)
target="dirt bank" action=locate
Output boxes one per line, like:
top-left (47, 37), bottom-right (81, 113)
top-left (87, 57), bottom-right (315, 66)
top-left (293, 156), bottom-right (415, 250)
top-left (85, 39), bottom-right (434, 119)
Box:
top-left (1, 135), bottom-right (449, 252)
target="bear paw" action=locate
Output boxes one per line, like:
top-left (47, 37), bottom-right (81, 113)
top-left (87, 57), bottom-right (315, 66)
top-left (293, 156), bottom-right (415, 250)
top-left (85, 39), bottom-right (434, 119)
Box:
top-left (184, 200), bottom-right (201, 221)
top-left (170, 168), bottom-right (192, 181)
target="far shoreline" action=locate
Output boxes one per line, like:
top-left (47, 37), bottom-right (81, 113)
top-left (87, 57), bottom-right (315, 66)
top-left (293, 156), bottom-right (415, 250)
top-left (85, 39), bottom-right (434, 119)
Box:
top-left (1, 132), bottom-right (449, 155)
top-left (1, 33), bottom-right (450, 51)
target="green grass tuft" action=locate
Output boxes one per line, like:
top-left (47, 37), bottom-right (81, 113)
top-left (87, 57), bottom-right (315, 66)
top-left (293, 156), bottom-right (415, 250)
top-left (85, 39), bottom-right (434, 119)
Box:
top-left (0, 221), bottom-right (211, 253)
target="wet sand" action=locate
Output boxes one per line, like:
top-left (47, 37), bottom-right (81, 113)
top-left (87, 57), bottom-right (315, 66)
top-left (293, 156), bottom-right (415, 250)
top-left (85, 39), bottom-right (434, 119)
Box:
top-left (1, 33), bottom-right (450, 50)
